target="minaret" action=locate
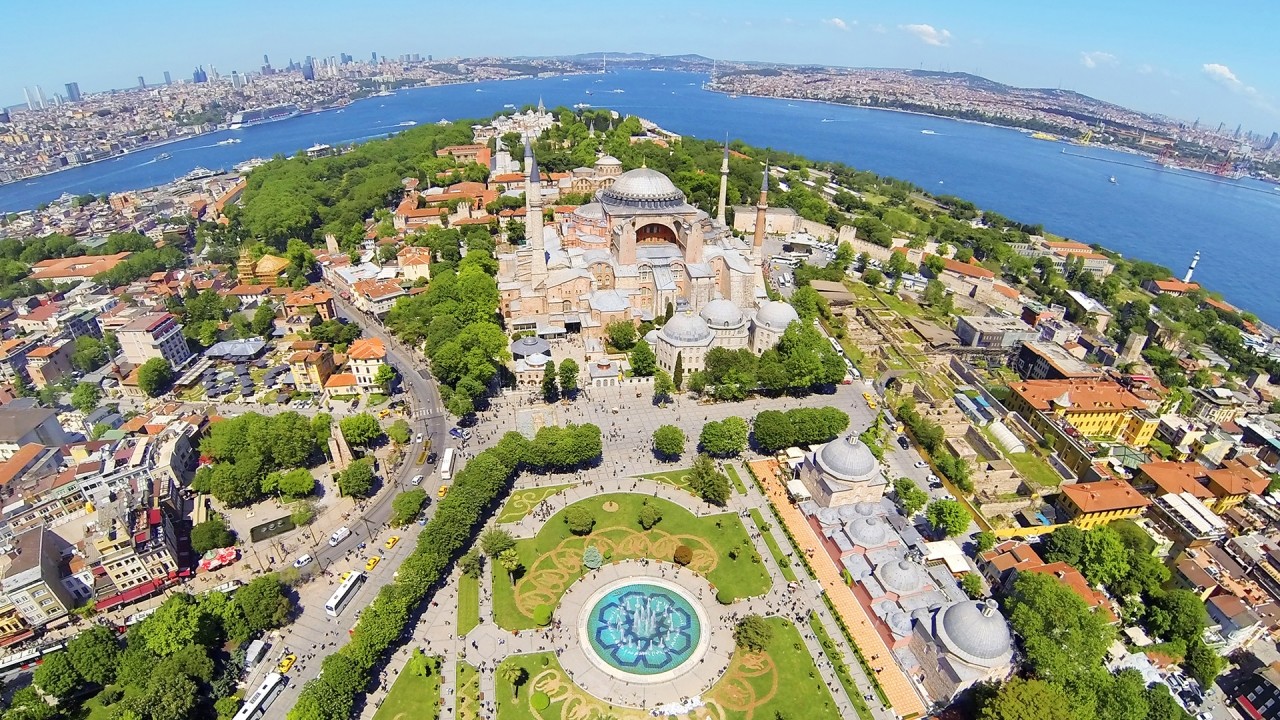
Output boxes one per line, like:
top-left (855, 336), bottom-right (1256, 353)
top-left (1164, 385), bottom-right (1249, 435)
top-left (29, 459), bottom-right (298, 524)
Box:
top-left (1183, 250), bottom-right (1200, 283)
top-left (716, 142), bottom-right (730, 225)
top-left (525, 140), bottom-right (547, 284)
top-left (753, 161), bottom-right (769, 252)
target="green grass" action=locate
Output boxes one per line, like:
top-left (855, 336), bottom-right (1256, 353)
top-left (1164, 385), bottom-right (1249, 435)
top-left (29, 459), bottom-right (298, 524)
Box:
top-left (368, 393), bottom-right (389, 406)
top-left (496, 484), bottom-right (575, 524)
top-left (635, 467), bottom-right (693, 493)
top-left (749, 508), bottom-right (798, 582)
top-left (725, 464), bottom-right (748, 495)
top-left (457, 661), bottom-right (481, 720)
top-left (1002, 447), bottom-right (1066, 488)
top-left (458, 571), bottom-right (480, 637)
top-left (82, 684), bottom-right (145, 720)
top-left (372, 652), bottom-right (442, 720)
top-left (492, 493), bottom-right (771, 630)
top-left (810, 615), bottom-right (874, 720)
top-left (494, 619), bottom-right (841, 720)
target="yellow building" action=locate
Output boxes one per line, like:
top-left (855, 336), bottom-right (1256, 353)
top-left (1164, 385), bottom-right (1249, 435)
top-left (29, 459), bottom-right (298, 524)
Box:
top-left (1057, 479), bottom-right (1151, 529)
top-left (288, 342), bottom-right (335, 393)
top-left (1138, 458), bottom-right (1269, 515)
top-left (1007, 378), bottom-right (1154, 446)
top-left (236, 250), bottom-right (291, 285)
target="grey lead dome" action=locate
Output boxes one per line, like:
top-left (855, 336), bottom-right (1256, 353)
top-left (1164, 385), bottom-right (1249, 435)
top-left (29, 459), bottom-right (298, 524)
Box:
top-left (599, 168), bottom-right (687, 208)
top-left (753, 300), bottom-right (800, 331)
top-left (934, 600), bottom-right (1013, 666)
top-left (815, 435), bottom-right (880, 483)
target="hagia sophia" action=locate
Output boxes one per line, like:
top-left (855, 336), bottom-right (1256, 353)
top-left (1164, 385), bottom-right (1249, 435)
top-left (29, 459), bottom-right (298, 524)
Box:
top-left (496, 138), bottom-right (801, 369)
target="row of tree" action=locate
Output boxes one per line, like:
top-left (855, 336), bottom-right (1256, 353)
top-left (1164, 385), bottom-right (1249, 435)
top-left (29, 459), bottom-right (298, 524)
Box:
top-left (752, 407), bottom-right (851, 454)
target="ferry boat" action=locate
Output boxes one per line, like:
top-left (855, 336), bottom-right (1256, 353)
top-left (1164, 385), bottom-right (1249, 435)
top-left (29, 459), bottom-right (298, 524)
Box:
top-left (153, 152), bottom-right (171, 161)
top-left (215, 138), bottom-right (241, 145)
top-left (1110, 176), bottom-right (1118, 184)
top-left (229, 104), bottom-right (299, 130)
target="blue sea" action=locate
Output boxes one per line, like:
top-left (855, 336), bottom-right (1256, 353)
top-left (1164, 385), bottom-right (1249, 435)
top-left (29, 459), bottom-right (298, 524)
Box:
top-left (3, 70), bottom-right (1278, 323)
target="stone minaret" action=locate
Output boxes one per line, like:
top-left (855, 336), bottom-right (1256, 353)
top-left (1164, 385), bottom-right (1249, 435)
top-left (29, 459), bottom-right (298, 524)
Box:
top-left (525, 140), bottom-right (547, 284)
top-left (753, 161), bottom-right (769, 252)
top-left (716, 142), bottom-right (730, 225)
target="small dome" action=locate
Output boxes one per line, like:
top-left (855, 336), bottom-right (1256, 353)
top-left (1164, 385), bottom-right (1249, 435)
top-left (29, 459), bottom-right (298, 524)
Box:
top-left (599, 168), bottom-right (686, 209)
top-left (876, 559), bottom-right (927, 595)
top-left (573, 202), bottom-right (604, 220)
top-left (754, 300), bottom-right (800, 332)
top-left (935, 600), bottom-right (1013, 667)
top-left (844, 517), bottom-right (888, 547)
top-left (596, 155), bottom-right (622, 166)
top-left (659, 313), bottom-right (713, 346)
top-left (816, 436), bottom-right (880, 483)
top-left (699, 298), bottom-right (745, 329)
top-left (510, 335), bottom-right (550, 358)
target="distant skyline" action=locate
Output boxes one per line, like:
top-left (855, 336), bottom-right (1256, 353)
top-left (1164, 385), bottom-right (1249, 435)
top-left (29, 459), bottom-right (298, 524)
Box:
top-left (5, 0), bottom-right (1277, 133)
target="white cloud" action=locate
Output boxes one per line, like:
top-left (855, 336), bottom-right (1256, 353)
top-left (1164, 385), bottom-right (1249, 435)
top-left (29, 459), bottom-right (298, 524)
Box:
top-left (1080, 51), bottom-right (1117, 69)
top-left (901, 24), bottom-right (951, 46)
top-left (871, 24), bottom-right (887, 34)
top-left (823, 17), bottom-right (851, 31)
top-left (1203, 63), bottom-right (1277, 114)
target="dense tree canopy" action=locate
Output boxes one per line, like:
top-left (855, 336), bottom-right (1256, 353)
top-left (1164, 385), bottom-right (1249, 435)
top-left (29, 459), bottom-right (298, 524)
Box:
top-left (751, 407), bottom-right (850, 453)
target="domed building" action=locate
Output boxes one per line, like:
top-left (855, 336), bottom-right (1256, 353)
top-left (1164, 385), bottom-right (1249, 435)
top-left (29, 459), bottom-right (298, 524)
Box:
top-left (751, 300), bottom-right (800, 351)
top-left (908, 599), bottom-right (1014, 701)
top-left (798, 433), bottom-right (888, 507)
top-left (498, 157), bottom-right (765, 339)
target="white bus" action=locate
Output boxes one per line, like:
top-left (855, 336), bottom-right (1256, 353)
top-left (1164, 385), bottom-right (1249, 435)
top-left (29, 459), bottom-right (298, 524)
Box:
top-left (232, 672), bottom-right (285, 720)
top-left (769, 255), bottom-right (800, 268)
top-left (324, 570), bottom-right (365, 617)
top-left (439, 447), bottom-right (456, 482)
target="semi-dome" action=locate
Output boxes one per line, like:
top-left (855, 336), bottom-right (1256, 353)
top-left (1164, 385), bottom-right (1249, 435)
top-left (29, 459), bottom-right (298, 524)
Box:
top-left (816, 435), bottom-right (880, 483)
top-left (659, 312), bottom-right (713, 346)
top-left (934, 600), bottom-right (1013, 667)
top-left (754, 300), bottom-right (800, 332)
top-left (599, 168), bottom-right (686, 209)
top-left (573, 202), bottom-right (605, 220)
top-left (700, 298), bottom-right (746, 329)
top-left (876, 559), bottom-right (927, 595)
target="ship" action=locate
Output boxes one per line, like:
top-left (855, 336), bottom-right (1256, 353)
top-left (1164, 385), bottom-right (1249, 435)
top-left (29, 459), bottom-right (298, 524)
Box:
top-left (229, 104), bottom-right (299, 130)
top-left (215, 138), bottom-right (241, 145)
top-left (153, 152), bottom-right (171, 161)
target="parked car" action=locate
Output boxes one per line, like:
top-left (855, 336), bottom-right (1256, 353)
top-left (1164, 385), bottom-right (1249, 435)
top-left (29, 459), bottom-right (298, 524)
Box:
top-left (914, 460), bottom-right (929, 469)
top-left (292, 555), bottom-right (313, 568)
top-left (415, 433), bottom-right (423, 443)
top-left (427, 451), bottom-right (438, 464)
top-left (384, 536), bottom-right (400, 550)
top-left (277, 653), bottom-right (298, 673)
top-left (897, 436), bottom-right (910, 450)
top-left (365, 556), bottom-right (381, 572)
top-left (411, 474), bottom-right (424, 486)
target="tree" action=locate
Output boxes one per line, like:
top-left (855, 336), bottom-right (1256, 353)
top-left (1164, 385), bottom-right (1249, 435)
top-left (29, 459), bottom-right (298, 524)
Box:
top-left (630, 339), bottom-right (656, 377)
top-left (140, 672), bottom-right (199, 720)
top-left (1184, 637), bottom-right (1225, 687)
top-left (66, 625), bottom-right (120, 686)
top-left (71, 335), bottom-right (107, 372)
top-left (975, 531), bottom-right (996, 553)
top-left (497, 548), bottom-right (522, 582)
top-left (558, 358), bottom-right (579, 398)
top-left (137, 595), bottom-right (217, 657)
top-left (688, 454), bottom-right (731, 506)
top-left (481, 528), bottom-right (517, 557)
top-left (1006, 572), bottom-right (1115, 682)
top-left (4, 687), bottom-right (58, 720)
top-left (862, 268), bottom-right (884, 287)
top-left (32, 651), bottom-right (81, 701)
top-left (565, 506), bottom-right (596, 535)
top-left (190, 516), bottom-right (236, 555)
top-left (1076, 526), bottom-right (1131, 589)
top-left (339, 413), bottom-right (383, 446)
top-left (500, 662), bottom-right (529, 699)
top-left (673, 544), bottom-right (693, 565)
top-left (387, 418), bottom-right (411, 445)
top-left (1147, 589), bottom-right (1209, 645)
top-left (137, 357), bottom-right (173, 397)
top-left (605, 320), bottom-right (637, 351)
top-left (291, 501), bottom-right (316, 527)
top-left (459, 549), bottom-right (483, 578)
top-left (235, 575), bottom-right (294, 632)
top-left (892, 477), bottom-right (929, 516)
top-left (250, 302), bottom-right (277, 336)
top-left (960, 573), bottom-right (985, 599)
top-left (337, 458), bottom-right (375, 497)
top-left (652, 425), bottom-right (685, 460)
top-left (672, 352), bottom-right (684, 389)
top-left (653, 369), bottom-right (674, 404)
top-left (373, 364), bottom-right (396, 393)
top-left (733, 615), bottom-right (774, 652)
top-left (390, 489), bottom-right (427, 526)
top-left (1041, 525), bottom-right (1085, 567)
top-left (752, 410), bottom-right (795, 453)
top-left (699, 417), bottom-right (749, 457)
top-left (638, 505), bottom-right (663, 530)
top-left (979, 677), bottom-right (1076, 720)
top-left (541, 359), bottom-right (559, 402)
top-left (923, 278), bottom-right (946, 305)
top-left (278, 468), bottom-right (315, 498)
top-left (70, 382), bottom-right (102, 413)
top-left (925, 498), bottom-right (971, 537)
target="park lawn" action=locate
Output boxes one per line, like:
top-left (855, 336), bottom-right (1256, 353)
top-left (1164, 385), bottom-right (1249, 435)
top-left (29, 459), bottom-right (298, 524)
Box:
top-left (82, 684), bottom-right (146, 720)
top-left (1004, 450), bottom-right (1065, 488)
top-left (749, 508), bottom-right (798, 582)
top-left (494, 619), bottom-right (841, 720)
top-left (457, 661), bottom-right (482, 720)
top-left (458, 571), bottom-right (481, 637)
top-left (809, 615), bottom-right (874, 720)
top-left (496, 484), bottom-right (575, 524)
top-left (635, 467), bottom-right (693, 493)
top-left (492, 493), bottom-right (771, 631)
top-left (725, 465), bottom-right (748, 495)
top-left (372, 653), bottom-right (442, 720)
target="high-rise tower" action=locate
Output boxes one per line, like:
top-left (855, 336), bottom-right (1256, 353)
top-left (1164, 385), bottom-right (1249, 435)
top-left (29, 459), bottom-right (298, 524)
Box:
top-left (753, 161), bottom-right (769, 252)
top-left (525, 141), bottom-right (547, 283)
top-left (716, 142), bottom-right (730, 225)
top-left (64, 82), bottom-right (81, 102)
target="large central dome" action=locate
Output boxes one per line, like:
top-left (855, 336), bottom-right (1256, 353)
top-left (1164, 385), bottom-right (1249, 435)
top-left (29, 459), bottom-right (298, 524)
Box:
top-left (815, 435), bottom-right (880, 483)
top-left (599, 168), bottom-right (687, 209)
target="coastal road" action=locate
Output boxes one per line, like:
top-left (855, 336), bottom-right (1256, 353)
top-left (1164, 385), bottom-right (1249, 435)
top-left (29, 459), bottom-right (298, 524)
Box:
top-left (261, 295), bottom-right (453, 713)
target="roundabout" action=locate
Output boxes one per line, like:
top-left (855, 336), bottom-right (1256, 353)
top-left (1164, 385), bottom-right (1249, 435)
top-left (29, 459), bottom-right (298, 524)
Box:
top-left (555, 561), bottom-right (734, 708)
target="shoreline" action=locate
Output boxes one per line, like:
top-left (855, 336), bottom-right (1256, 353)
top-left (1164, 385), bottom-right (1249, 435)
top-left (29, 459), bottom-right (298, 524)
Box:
top-left (0, 130), bottom-right (217, 192)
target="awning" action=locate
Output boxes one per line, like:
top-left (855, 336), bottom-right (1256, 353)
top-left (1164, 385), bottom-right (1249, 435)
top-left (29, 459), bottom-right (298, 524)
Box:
top-left (1236, 696), bottom-right (1264, 720)
top-left (94, 578), bottom-right (165, 611)
top-left (0, 629), bottom-right (34, 648)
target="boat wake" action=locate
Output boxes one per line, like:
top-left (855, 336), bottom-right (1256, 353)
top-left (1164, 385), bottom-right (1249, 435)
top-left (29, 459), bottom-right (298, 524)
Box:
top-left (920, 130), bottom-right (938, 135)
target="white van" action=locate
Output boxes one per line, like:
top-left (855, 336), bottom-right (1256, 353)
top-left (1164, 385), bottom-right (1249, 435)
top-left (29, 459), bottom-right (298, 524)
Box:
top-left (328, 526), bottom-right (351, 547)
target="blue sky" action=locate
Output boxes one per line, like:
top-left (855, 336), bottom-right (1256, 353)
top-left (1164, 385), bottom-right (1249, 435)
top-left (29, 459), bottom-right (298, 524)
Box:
top-left (5, 0), bottom-right (1277, 132)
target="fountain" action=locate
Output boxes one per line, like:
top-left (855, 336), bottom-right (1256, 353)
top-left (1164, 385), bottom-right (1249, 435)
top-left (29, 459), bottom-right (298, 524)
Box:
top-left (586, 582), bottom-right (700, 675)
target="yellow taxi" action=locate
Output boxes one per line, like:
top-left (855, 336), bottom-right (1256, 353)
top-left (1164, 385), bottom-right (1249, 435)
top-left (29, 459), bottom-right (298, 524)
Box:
top-left (862, 391), bottom-right (875, 403)
top-left (384, 536), bottom-right (400, 550)
top-left (438, 484), bottom-right (450, 499)
top-left (339, 571), bottom-right (352, 582)
top-left (867, 399), bottom-right (877, 410)
top-left (277, 653), bottom-right (298, 674)
top-left (365, 556), bottom-right (381, 572)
